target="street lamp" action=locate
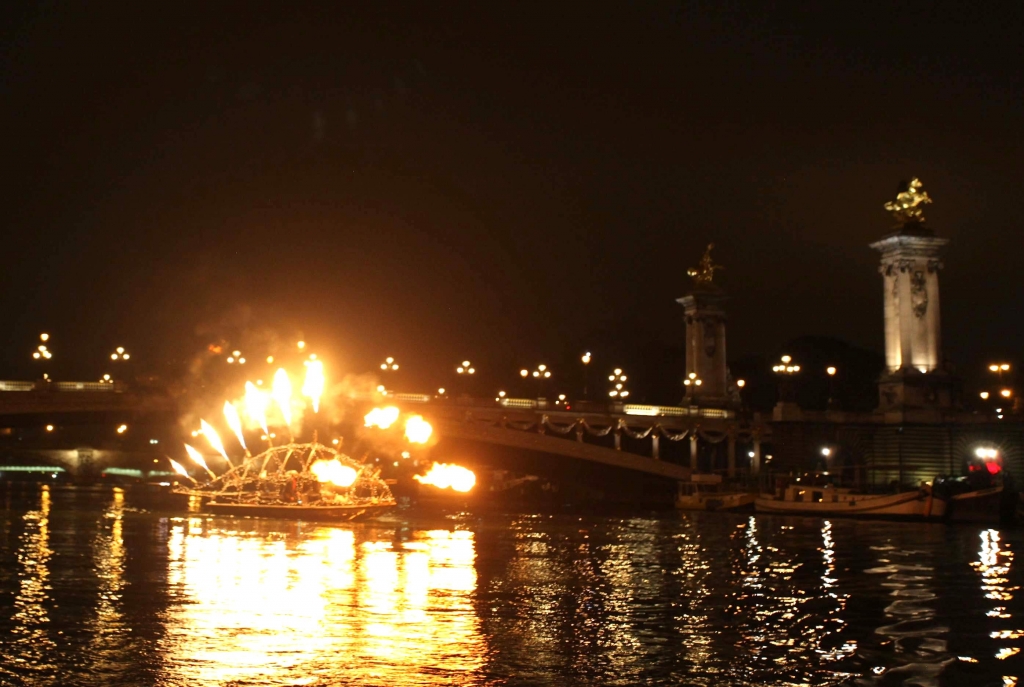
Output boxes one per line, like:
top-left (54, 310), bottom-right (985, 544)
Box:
top-left (32, 333), bottom-right (53, 363)
top-left (980, 363), bottom-right (1014, 415)
top-left (455, 360), bottom-right (476, 397)
top-left (772, 355), bottom-right (801, 374)
top-left (683, 371), bottom-right (703, 391)
top-left (608, 368), bottom-right (630, 399)
top-left (773, 355), bottom-right (800, 403)
top-left (826, 366), bottom-right (838, 409)
top-left (522, 364), bottom-right (552, 398)
top-left (380, 356), bottom-right (399, 372)
top-left (581, 351), bottom-right (592, 400)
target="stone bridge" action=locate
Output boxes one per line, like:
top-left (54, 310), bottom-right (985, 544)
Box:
top-left (391, 395), bottom-right (769, 481)
top-left (0, 380), bottom-right (176, 425)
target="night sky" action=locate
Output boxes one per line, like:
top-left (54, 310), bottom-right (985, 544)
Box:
top-left (2, 3), bottom-right (1022, 401)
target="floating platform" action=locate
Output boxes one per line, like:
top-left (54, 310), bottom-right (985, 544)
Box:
top-left (203, 501), bottom-right (394, 521)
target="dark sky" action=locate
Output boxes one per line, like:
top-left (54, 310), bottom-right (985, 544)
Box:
top-left (2, 2), bottom-right (1022, 398)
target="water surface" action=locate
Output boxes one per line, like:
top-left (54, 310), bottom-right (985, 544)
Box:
top-left (1, 485), bottom-right (1022, 686)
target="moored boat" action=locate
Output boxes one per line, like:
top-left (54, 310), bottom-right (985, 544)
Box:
top-left (755, 481), bottom-right (946, 519)
top-left (933, 475), bottom-right (1018, 524)
top-left (676, 474), bottom-right (755, 511)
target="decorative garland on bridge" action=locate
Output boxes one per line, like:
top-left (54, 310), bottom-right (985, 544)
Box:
top-left (486, 414), bottom-right (753, 445)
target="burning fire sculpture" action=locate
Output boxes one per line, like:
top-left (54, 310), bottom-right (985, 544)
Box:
top-left (175, 442), bottom-right (395, 521)
top-left (173, 354), bottom-right (476, 519)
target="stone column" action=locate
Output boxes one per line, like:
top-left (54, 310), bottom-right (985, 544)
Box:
top-left (689, 434), bottom-right (698, 471)
top-left (677, 286), bottom-right (735, 408)
top-left (751, 438), bottom-right (761, 476)
top-left (869, 231), bottom-right (948, 374)
top-left (651, 433), bottom-right (661, 460)
top-left (870, 227), bottom-right (953, 413)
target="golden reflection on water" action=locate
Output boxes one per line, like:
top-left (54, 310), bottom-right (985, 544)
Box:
top-left (971, 528), bottom-right (1020, 678)
top-left (87, 488), bottom-right (127, 660)
top-left (161, 520), bottom-right (483, 686)
top-left (9, 484), bottom-right (55, 673)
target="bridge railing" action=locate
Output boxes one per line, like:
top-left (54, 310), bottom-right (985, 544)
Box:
top-left (0, 380), bottom-right (127, 393)
top-left (0, 381), bottom-right (35, 392)
top-left (356, 389), bottom-right (737, 420)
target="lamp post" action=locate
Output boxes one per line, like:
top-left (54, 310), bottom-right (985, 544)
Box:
top-left (826, 366), bottom-right (838, 409)
top-left (521, 364), bottom-right (552, 399)
top-left (455, 360), bottom-right (476, 397)
top-left (607, 368), bottom-right (630, 401)
top-left (735, 378), bottom-right (746, 411)
top-left (683, 372), bottom-right (703, 401)
top-left (581, 351), bottom-right (592, 400)
top-left (31, 333), bottom-right (53, 370)
top-left (981, 363), bottom-right (1014, 417)
top-left (772, 355), bottom-right (801, 403)
top-left (989, 363), bottom-right (1011, 382)
top-left (378, 356), bottom-right (400, 392)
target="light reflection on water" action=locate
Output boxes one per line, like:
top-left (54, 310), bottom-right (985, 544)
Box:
top-left (161, 520), bottom-right (483, 686)
top-left (2, 487), bottom-right (1024, 686)
top-left (8, 484), bottom-right (55, 678)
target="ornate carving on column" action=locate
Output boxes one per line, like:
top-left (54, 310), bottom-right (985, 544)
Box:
top-left (911, 271), bottom-right (928, 318)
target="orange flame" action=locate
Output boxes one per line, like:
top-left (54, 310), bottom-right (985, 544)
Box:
top-left (169, 458), bottom-right (191, 479)
top-left (200, 419), bottom-right (232, 465)
top-left (183, 443), bottom-right (217, 479)
top-left (404, 415), bottom-right (433, 444)
top-left (272, 368), bottom-right (292, 428)
top-left (223, 401), bottom-right (247, 451)
top-left (364, 406), bottom-right (400, 429)
top-left (414, 463), bottom-right (476, 492)
top-left (310, 458), bottom-right (358, 487)
top-left (244, 381), bottom-right (269, 434)
top-left (302, 359), bottom-right (325, 413)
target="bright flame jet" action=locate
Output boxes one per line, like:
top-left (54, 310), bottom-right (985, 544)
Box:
top-left (272, 369), bottom-right (293, 428)
top-left (168, 458), bottom-right (196, 483)
top-left (404, 415), bottom-right (433, 444)
top-left (200, 419), bottom-right (233, 466)
top-left (364, 406), bottom-right (400, 429)
top-left (310, 458), bottom-right (358, 487)
top-left (302, 360), bottom-right (325, 413)
top-left (223, 401), bottom-right (248, 451)
top-left (244, 381), bottom-right (270, 435)
top-left (414, 463), bottom-right (476, 492)
top-left (183, 443), bottom-right (217, 480)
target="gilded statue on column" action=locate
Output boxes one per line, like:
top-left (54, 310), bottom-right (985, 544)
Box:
top-left (687, 243), bottom-right (722, 285)
top-left (884, 178), bottom-right (932, 225)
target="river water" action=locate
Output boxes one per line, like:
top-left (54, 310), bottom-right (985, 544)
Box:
top-left (0, 485), bottom-right (1022, 686)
